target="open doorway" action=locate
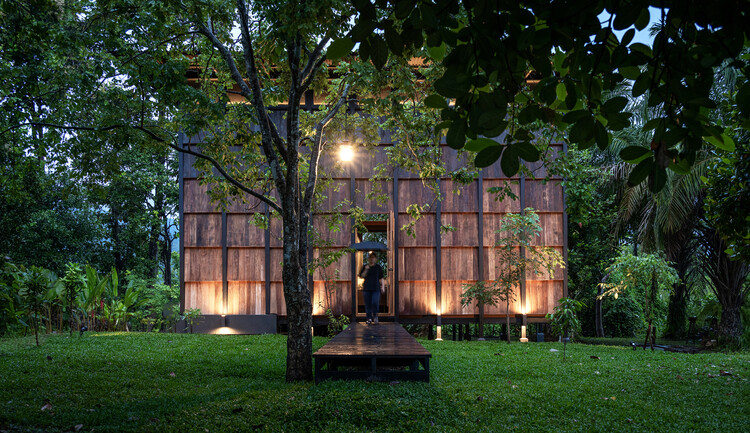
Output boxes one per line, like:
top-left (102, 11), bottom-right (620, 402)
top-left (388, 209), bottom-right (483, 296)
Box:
top-left (355, 215), bottom-right (394, 317)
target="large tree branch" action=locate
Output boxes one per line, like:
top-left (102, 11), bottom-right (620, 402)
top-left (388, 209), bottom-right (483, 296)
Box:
top-left (1, 121), bottom-right (283, 213)
top-left (197, 11), bottom-right (287, 198)
top-left (303, 83), bottom-right (352, 211)
top-left (235, 0), bottom-right (288, 161)
top-left (195, 20), bottom-right (254, 99)
top-left (176, 142), bottom-right (282, 213)
top-left (299, 17), bottom-right (351, 93)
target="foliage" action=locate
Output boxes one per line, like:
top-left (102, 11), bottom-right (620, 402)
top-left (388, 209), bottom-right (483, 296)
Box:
top-left (602, 291), bottom-right (643, 338)
top-left (552, 147), bottom-right (619, 337)
top-left (546, 297), bottom-right (584, 359)
top-left (599, 250), bottom-right (679, 324)
top-left (3, 333), bottom-right (749, 431)
top-left (494, 209), bottom-right (565, 343)
top-left (460, 280), bottom-right (504, 309)
top-left (15, 266), bottom-right (57, 346)
top-left (704, 105), bottom-right (750, 263)
top-left (348, 1), bottom-right (750, 192)
top-left (182, 308), bottom-right (203, 334)
top-left (324, 309), bottom-right (350, 337)
top-left (59, 262), bottom-right (84, 337)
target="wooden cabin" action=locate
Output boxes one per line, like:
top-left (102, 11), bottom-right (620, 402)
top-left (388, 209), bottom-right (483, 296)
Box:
top-left (178, 107), bottom-right (567, 335)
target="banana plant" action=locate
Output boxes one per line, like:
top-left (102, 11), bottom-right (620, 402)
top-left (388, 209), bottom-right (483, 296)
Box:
top-left (41, 270), bottom-right (62, 335)
top-left (78, 265), bottom-right (108, 330)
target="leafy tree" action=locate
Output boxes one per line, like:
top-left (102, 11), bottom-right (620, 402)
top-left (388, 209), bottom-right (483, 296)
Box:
top-left (460, 280), bottom-right (501, 340)
top-left (599, 250), bottom-right (679, 348)
top-left (60, 262), bottom-right (85, 337)
top-left (0, 0), bottom-right (460, 380)
top-left (704, 94), bottom-right (750, 263)
top-left (17, 266), bottom-right (56, 346)
top-left (546, 297), bottom-right (584, 359)
top-left (347, 1), bottom-right (749, 190)
top-left (552, 148), bottom-right (618, 337)
top-left (492, 209), bottom-right (564, 343)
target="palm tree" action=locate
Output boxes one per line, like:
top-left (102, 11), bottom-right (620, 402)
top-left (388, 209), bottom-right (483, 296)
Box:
top-left (607, 58), bottom-right (747, 341)
top-left (604, 84), bottom-right (707, 339)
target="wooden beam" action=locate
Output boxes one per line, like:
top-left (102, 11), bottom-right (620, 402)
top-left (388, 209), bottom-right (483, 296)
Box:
top-left (435, 178), bottom-right (442, 325)
top-left (477, 170), bottom-right (484, 335)
top-left (264, 204), bottom-right (271, 315)
top-left (562, 142), bottom-right (569, 298)
top-left (350, 167), bottom-right (357, 319)
top-left (178, 132), bottom-right (185, 314)
top-left (393, 167), bottom-right (400, 322)
top-left (222, 211), bottom-right (228, 315)
top-left (477, 170), bottom-right (484, 281)
top-left (520, 174), bottom-right (526, 320)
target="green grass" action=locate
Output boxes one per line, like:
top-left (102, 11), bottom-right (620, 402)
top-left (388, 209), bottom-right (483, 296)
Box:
top-left (1, 333), bottom-right (748, 432)
top-left (578, 335), bottom-right (700, 347)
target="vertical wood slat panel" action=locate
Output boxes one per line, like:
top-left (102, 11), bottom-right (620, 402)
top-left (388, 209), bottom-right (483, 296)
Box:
top-left (398, 214), bottom-right (436, 247)
top-left (227, 281), bottom-right (265, 315)
top-left (313, 281), bottom-right (351, 316)
top-left (184, 282), bottom-right (222, 314)
top-left (269, 282), bottom-right (286, 315)
top-left (398, 248), bottom-right (436, 280)
top-left (184, 249), bottom-right (222, 282)
top-left (441, 280), bottom-right (478, 315)
top-left (440, 180), bottom-right (478, 212)
top-left (440, 214), bottom-right (478, 246)
top-left (440, 248), bottom-right (478, 281)
top-left (525, 179), bottom-right (564, 211)
top-left (227, 248), bottom-right (265, 281)
top-left (398, 281), bottom-right (436, 315)
top-left (183, 214), bottom-right (222, 247)
top-left (526, 280), bottom-right (564, 315)
top-left (397, 179), bottom-right (437, 212)
top-left (227, 214), bottom-right (266, 247)
top-left (312, 249), bottom-right (352, 281)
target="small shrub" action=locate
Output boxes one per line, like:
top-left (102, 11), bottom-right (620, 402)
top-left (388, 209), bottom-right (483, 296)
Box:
top-left (325, 309), bottom-right (350, 337)
top-left (546, 297), bottom-right (584, 359)
top-left (182, 308), bottom-right (203, 334)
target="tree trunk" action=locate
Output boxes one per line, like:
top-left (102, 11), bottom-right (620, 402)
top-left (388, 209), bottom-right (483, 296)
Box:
top-left (161, 219), bottom-right (172, 286)
top-left (718, 305), bottom-right (743, 344)
top-left (112, 207), bottom-right (125, 277)
top-left (147, 179), bottom-right (163, 284)
top-left (595, 275), bottom-right (605, 337)
top-left (701, 228), bottom-right (749, 345)
top-left (664, 283), bottom-right (688, 339)
top-left (505, 298), bottom-right (511, 344)
top-left (281, 211), bottom-right (313, 381)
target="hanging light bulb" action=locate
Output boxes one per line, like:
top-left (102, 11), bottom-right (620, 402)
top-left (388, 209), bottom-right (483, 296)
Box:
top-left (339, 143), bottom-right (354, 162)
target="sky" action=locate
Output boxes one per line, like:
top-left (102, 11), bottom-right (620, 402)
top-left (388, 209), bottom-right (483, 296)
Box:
top-left (599, 6), bottom-right (662, 46)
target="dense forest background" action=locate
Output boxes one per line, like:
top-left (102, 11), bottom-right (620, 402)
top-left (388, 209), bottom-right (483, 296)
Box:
top-left (0, 0), bottom-right (748, 348)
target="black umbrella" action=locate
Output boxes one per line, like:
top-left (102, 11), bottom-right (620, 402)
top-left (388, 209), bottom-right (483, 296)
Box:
top-left (350, 241), bottom-right (388, 251)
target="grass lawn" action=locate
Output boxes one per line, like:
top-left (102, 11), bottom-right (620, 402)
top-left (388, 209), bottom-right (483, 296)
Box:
top-left (1, 332), bottom-right (748, 432)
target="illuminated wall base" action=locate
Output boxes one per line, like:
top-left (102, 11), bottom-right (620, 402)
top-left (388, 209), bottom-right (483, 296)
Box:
top-left (176, 314), bottom-right (277, 334)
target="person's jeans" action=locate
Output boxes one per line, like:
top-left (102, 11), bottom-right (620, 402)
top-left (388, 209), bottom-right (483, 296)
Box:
top-left (364, 290), bottom-right (380, 321)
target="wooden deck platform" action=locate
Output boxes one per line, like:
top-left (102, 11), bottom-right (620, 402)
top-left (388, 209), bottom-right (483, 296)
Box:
top-left (313, 322), bottom-right (431, 384)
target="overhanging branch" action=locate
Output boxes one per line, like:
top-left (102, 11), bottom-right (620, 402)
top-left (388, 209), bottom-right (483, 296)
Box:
top-left (0, 121), bottom-right (282, 213)
top-left (303, 83), bottom-right (352, 210)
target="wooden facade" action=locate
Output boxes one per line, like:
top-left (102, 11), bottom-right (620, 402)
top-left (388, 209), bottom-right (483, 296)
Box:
top-left (179, 112), bottom-right (567, 334)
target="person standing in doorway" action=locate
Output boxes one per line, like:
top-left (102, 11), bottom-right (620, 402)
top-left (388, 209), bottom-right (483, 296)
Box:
top-left (359, 252), bottom-right (385, 324)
